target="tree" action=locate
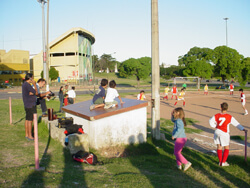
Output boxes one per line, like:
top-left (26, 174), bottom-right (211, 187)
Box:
top-left (178, 47), bottom-right (214, 79)
top-left (40, 67), bottom-right (59, 81)
top-left (238, 57), bottom-right (250, 86)
top-left (92, 55), bottom-right (100, 73)
top-left (160, 65), bottom-right (184, 79)
top-left (119, 57), bottom-right (151, 87)
top-left (100, 54), bottom-right (116, 72)
top-left (214, 46), bottom-right (243, 84)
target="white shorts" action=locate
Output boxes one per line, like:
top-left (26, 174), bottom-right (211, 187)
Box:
top-left (172, 93), bottom-right (177, 96)
top-left (165, 93), bottom-right (168, 95)
top-left (242, 100), bottom-right (246, 106)
top-left (230, 89), bottom-right (234, 92)
top-left (214, 129), bottom-right (230, 146)
top-left (178, 98), bottom-right (184, 101)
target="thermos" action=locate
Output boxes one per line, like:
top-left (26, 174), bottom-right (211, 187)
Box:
top-left (48, 108), bottom-right (54, 121)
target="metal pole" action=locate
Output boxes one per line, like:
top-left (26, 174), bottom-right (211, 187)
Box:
top-left (151, 0), bottom-right (160, 140)
top-left (9, 97), bottom-right (12, 124)
top-left (245, 130), bottom-right (248, 163)
top-left (46, 0), bottom-right (50, 91)
top-left (33, 113), bottom-right (39, 169)
top-left (223, 18), bottom-right (229, 46)
top-left (42, 1), bottom-right (47, 83)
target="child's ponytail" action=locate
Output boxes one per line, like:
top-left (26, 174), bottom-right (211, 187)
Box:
top-left (175, 107), bottom-right (187, 126)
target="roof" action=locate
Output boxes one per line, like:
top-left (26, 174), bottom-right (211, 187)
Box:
top-left (49, 27), bottom-right (95, 48)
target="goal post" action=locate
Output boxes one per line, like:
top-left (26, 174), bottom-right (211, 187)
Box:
top-left (173, 77), bottom-right (200, 91)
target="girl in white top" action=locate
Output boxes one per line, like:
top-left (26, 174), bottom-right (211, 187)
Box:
top-left (104, 80), bottom-right (124, 109)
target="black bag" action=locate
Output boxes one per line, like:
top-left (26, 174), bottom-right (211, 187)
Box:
top-left (58, 117), bottom-right (73, 128)
top-left (65, 124), bottom-right (83, 135)
top-left (72, 151), bottom-right (102, 165)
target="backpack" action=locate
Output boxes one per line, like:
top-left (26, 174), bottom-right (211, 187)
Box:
top-left (72, 150), bottom-right (102, 165)
top-left (64, 124), bottom-right (83, 135)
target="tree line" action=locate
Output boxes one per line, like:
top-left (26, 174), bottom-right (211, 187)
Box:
top-left (93, 45), bottom-right (250, 86)
top-left (162, 45), bottom-right (250, 85)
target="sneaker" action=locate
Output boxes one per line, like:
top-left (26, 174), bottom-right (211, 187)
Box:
top-left (221, 162), bottom-right (229, 167)
top-left (104, 104), bottom-right (112, 109)
top-left (183, 162), bottom-right (192, 171)
top-left (244, 112), bottom-right (248, 115)
top-left (111, 104), bottom-right (116, 108)
top-left (177, 165), bottom-right (182, 170)
top-left (89, 104), bottom-right (95, 111)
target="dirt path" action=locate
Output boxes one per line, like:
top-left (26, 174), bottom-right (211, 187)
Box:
top-left (128, 90), bottom-right (250, 157)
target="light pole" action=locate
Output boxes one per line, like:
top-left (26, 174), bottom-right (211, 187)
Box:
top-left (151, 0), bottom-right (161, 140)
top-left (37, 0), bottom-right (47, 87)
top-left (223, 18), bottom-right (229, 46)
top-left (46, 0), bottom-right (50, 91)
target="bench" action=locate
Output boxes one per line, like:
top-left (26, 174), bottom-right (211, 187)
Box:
top-left (62, 98), bottom-right (148, 149)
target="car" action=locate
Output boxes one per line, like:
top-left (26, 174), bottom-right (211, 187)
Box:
top-left (217, 79), bottom-right (220, 82)
top-left (215, 85), bottom-right (226, 89)
top-left (0, 83), bottom-right (13, 88)
top-left (206, 80), bottom-right (210, 82)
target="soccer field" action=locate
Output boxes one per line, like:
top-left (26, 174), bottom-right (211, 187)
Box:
top-left (132, 90), bottom-right (250, 157)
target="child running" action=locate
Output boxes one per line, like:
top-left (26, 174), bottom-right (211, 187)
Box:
top-left (239, 88), bottom-right (248, 115)
top-left (229, 83), bottom-right (234, 95)
top-left (209, 102), bottom-right (246, 166)
top-left (104, 80), bottom-right (124, 109)
top-left (90, 79), bottom-right (108, 110)
top-left (163, 85), bottom-right (169, 100)
top-left (171, 85), bottom-right (178, 100)
top-left (174, 88), bottom-right (185, 107)
top-left (137, 90), bottom-right (146, 100)
top-left (171, 107), bottom-right (192, 171)
top-left (204, 84), bottom-right (208, 95)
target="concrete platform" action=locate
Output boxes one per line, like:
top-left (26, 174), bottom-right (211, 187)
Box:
top-left (62, 98), bottom-right (148, 149)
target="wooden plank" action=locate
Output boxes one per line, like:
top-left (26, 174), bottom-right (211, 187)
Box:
top-left (62, 98), bottom-right (148, 121)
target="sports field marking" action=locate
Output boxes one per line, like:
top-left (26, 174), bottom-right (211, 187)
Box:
top-left (193, 133), bottom-right (248, 147)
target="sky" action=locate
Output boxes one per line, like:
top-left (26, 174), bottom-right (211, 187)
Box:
top-left (0, 0), bottom-right (250, 65)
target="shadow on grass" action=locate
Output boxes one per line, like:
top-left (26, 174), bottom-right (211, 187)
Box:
top-left (121, 133), bottom-right (204, 187)
top-left (21, 123), bottom-right (53, 187)
top-left (13, 116), bottom-right (25, 125)
top-left (122, 128), bottom-right (250, 187)
top-left (60, 148), bottom-right (88, 187)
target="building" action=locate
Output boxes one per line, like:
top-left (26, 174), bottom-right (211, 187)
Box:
top-left (32, 27), bottom-right (95, 83)
top-left (0, 49), bottom-right (30, 86)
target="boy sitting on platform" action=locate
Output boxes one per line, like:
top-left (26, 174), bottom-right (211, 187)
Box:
top-left (90, 79), bottom-right (108, 110)
top-left (104, 80), bottom-right (124, 109)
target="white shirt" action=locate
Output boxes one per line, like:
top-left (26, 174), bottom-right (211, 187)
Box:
top-left (105, 88), bottom-right (119, 103)
top-left (68, 89), bottom-right (76, 98)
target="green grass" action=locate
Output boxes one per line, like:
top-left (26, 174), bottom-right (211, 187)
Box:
top-left (0, 97), bottom-right (249, 187)
top-left (94, 72), bottom-right (167, 88)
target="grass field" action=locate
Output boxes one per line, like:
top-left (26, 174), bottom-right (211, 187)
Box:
top-left (0, 96), bottom-right (249, 187)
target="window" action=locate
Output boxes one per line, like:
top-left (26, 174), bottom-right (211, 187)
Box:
top-left (13, 71), bottom-right (22, 74)
top-left (0, 71), bottom-right (12, 75)
top-left (66, 52), bottom-right (75, 56)
top-left (51, 53), bottom-right (64, 57)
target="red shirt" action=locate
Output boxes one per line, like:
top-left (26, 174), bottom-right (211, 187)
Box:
top-left (172, 86), bottom-right (177, 94)
top-left (230, 84), bottom-right (234, 89)
top-left (214, 113), bottom-right (232, 133)
top-left (64, 98), bottom-right (68, 106)
top-left (209, 113), bottom-right (244, 133)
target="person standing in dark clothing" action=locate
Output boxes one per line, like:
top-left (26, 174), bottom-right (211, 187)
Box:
top-left (22, 73), bottom-right (38, 141)
top-left (58, 86), bottom-right (64, 112)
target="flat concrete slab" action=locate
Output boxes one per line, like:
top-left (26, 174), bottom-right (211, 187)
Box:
top-left (62, 98), bottom-right (148, 121)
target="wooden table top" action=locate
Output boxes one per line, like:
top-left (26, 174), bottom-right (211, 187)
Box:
top-left (62, 98), bottom-right (148, 121)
